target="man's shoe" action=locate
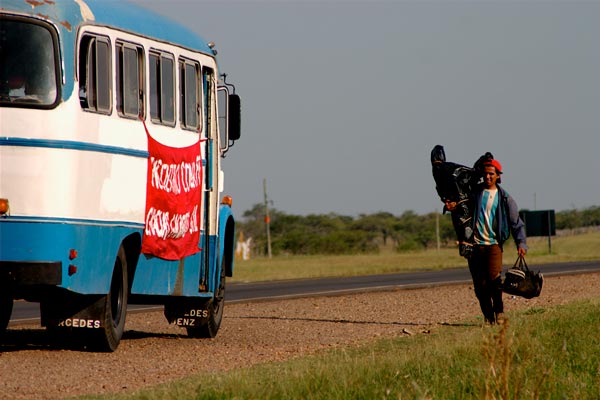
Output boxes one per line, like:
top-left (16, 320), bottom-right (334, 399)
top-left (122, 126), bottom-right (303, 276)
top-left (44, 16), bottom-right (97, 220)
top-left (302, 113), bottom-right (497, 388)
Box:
top-left (483, 315), bottom-right (496, 326)
top-left (495, 312), bottom-right (505, 325)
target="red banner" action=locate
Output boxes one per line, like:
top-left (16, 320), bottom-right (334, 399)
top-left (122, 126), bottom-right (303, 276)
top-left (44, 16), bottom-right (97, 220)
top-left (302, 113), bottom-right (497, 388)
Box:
top-left (141, 122), bottom-right (204, 260)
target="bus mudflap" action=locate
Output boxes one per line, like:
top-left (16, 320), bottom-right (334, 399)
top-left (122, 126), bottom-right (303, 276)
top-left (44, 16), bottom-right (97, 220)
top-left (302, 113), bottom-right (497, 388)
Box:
top-left (163, 298), bottom-right (210, 328)
top-left (40, 292), bottom-right (105, 330)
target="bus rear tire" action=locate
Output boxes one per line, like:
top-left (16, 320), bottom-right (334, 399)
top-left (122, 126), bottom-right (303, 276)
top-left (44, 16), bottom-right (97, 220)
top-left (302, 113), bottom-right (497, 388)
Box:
top-left (88, 246), bottom-right (128, 352)
top-left (187, 261), bottom-right (225, 338)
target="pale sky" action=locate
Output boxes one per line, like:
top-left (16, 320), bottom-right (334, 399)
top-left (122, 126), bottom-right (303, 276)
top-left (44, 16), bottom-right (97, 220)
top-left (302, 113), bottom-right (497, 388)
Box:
top-left (132, 0), bottom-right (600, 216)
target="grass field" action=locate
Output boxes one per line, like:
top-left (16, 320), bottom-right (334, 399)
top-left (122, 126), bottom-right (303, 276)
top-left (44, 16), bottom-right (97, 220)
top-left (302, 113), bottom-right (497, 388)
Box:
top-left (79, 231), bottom-right (600, 400)
top-left (231, 231), bottom-right (600, 282)
top-left (90, 298), bottom-right (600, 400)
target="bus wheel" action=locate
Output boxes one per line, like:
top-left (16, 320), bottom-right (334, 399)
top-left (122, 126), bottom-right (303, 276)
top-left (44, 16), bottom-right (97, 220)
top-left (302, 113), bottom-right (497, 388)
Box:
top-left (0, 284), bottom-right (13, 336)
top-left (90, 246), bottom-right (128, 352)
top-left (188, 261), bottom-right (226, 338)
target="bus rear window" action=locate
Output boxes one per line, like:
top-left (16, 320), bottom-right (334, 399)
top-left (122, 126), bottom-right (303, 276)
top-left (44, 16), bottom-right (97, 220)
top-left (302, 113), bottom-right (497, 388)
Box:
top-left (149, 52), bottom-right (175, 126)
top-left (0, 17), bottom-right (59, 107)
top-left (180, 59), bottom-right (201, 131)
top-left (79, 34), bottom-right (111, 114)
top-left (117, 42), bottom-right (144, 119)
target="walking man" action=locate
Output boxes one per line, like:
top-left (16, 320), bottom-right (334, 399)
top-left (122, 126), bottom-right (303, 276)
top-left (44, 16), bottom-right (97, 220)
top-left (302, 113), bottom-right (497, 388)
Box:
top-left (447, 157), bottom-right (527, 325)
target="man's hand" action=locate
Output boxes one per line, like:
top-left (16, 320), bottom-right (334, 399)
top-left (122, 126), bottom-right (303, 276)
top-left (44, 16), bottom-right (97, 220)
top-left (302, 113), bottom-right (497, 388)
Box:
top-left (518, 247), bottom-right (527, 258)
top-left (444, 200), bottom-right (457, 212)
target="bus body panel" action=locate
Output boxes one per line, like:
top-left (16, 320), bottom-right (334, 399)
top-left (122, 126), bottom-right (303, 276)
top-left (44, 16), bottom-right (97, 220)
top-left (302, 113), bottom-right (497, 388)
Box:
top-left (0, 143), bottom-right (146, 222)
top-left (0, 217), bottom-right (224, 298)
top-left (130, 235), bottom-right (217, 298)
top-left (219, 204), bottom-right (236, 277)
top-left (0, 219), bottom-right (133, 294)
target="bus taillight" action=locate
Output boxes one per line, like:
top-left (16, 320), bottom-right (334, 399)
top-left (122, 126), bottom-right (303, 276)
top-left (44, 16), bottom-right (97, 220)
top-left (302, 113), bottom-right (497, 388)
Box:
top-left (0, 198), bottom-right (9, 215)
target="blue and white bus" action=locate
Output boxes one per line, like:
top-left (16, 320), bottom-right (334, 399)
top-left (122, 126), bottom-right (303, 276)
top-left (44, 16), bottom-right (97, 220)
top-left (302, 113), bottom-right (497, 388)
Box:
top-left (0, 0), bottom-right (241, 351)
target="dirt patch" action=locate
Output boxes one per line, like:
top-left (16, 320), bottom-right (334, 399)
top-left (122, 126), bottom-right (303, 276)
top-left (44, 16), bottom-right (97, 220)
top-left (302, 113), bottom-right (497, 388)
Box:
top-left (1, 272), bottom-right (599, 399)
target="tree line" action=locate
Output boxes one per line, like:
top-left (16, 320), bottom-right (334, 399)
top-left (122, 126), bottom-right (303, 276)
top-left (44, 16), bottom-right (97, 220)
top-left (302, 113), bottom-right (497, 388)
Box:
top-left (236, 204), bottom-right (600, 257)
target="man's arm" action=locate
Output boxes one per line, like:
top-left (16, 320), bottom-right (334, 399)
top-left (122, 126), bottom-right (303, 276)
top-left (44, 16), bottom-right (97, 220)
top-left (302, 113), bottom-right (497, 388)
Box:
top-left (506, 194), bottom-right (528, 255)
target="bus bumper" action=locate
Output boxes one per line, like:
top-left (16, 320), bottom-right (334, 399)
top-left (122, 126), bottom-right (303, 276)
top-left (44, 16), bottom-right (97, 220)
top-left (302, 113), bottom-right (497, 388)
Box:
top-left (0, 261), bottom-right (62, 286)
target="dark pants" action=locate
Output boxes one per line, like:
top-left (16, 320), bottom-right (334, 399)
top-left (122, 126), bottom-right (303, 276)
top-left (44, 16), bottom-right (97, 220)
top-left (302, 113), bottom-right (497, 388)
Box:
top-left (468, 244), bottom-right (503, 323)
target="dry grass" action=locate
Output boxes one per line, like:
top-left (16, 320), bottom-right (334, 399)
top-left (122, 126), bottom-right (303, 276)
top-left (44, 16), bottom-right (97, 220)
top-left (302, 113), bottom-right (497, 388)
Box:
top-left (103, 299), bottom-right (600, 400)
top-left (232, 231), bottom-right (600, 282)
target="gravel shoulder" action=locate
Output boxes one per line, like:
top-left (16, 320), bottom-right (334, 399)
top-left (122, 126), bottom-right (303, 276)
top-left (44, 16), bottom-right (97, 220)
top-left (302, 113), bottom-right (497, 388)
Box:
top-left (1, 272), bottom-right (599, 399)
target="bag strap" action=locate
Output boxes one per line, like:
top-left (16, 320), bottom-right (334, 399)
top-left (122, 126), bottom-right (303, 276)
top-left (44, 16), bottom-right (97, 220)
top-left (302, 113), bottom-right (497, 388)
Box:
top-left (513, 255), bottom-right (530, 272)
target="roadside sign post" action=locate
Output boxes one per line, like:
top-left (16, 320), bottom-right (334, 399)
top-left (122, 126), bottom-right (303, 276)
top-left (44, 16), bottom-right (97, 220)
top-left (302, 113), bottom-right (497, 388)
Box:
top-left (519, 210), bottom-right (556, 254)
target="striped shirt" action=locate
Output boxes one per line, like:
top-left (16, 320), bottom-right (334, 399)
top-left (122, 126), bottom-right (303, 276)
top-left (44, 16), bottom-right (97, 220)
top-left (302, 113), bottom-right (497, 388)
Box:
top-left (474, 188), bottom-right (499, 245)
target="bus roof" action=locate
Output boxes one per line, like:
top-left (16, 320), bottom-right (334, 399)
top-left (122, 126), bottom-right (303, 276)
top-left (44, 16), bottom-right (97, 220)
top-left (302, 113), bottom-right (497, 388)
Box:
top-left (2, 0), bottom-right (215, 102)
top-left (1, 0), bottom-right (213, 55)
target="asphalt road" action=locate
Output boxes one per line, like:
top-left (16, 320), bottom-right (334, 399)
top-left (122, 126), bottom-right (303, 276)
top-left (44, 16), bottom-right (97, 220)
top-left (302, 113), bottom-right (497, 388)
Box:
top-left (9, 260), bottom-right (600, 325)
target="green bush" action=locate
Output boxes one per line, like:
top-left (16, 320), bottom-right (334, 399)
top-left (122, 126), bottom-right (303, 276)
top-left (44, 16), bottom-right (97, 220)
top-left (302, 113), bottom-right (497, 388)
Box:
top-left (238, 204), bottom-right (600, 257)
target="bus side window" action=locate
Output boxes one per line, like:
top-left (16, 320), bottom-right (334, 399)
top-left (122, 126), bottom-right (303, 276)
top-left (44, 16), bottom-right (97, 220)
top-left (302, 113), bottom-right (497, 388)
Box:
top-left (179, 59), bottom-right (201, 132)
top-left (149, 51), bottom-right (175, 126)
top-left (117, 42), bottom-right (144, 119)
top-left (79, 34), bottom-right (111, 114)
top-left (204, 67), bottom-right (214, 137)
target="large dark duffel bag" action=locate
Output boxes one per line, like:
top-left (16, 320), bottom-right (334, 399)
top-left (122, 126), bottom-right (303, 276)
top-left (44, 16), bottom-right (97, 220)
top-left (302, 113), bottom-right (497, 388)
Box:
top-left (502, 256), bottom-right (543, 299)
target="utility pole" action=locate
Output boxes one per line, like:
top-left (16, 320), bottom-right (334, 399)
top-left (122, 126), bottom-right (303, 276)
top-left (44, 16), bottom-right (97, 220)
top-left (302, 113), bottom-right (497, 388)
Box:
top-left (436, 209), bottom-right (440, 251)
top-left (263, 178), bottom-right (272, 258)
